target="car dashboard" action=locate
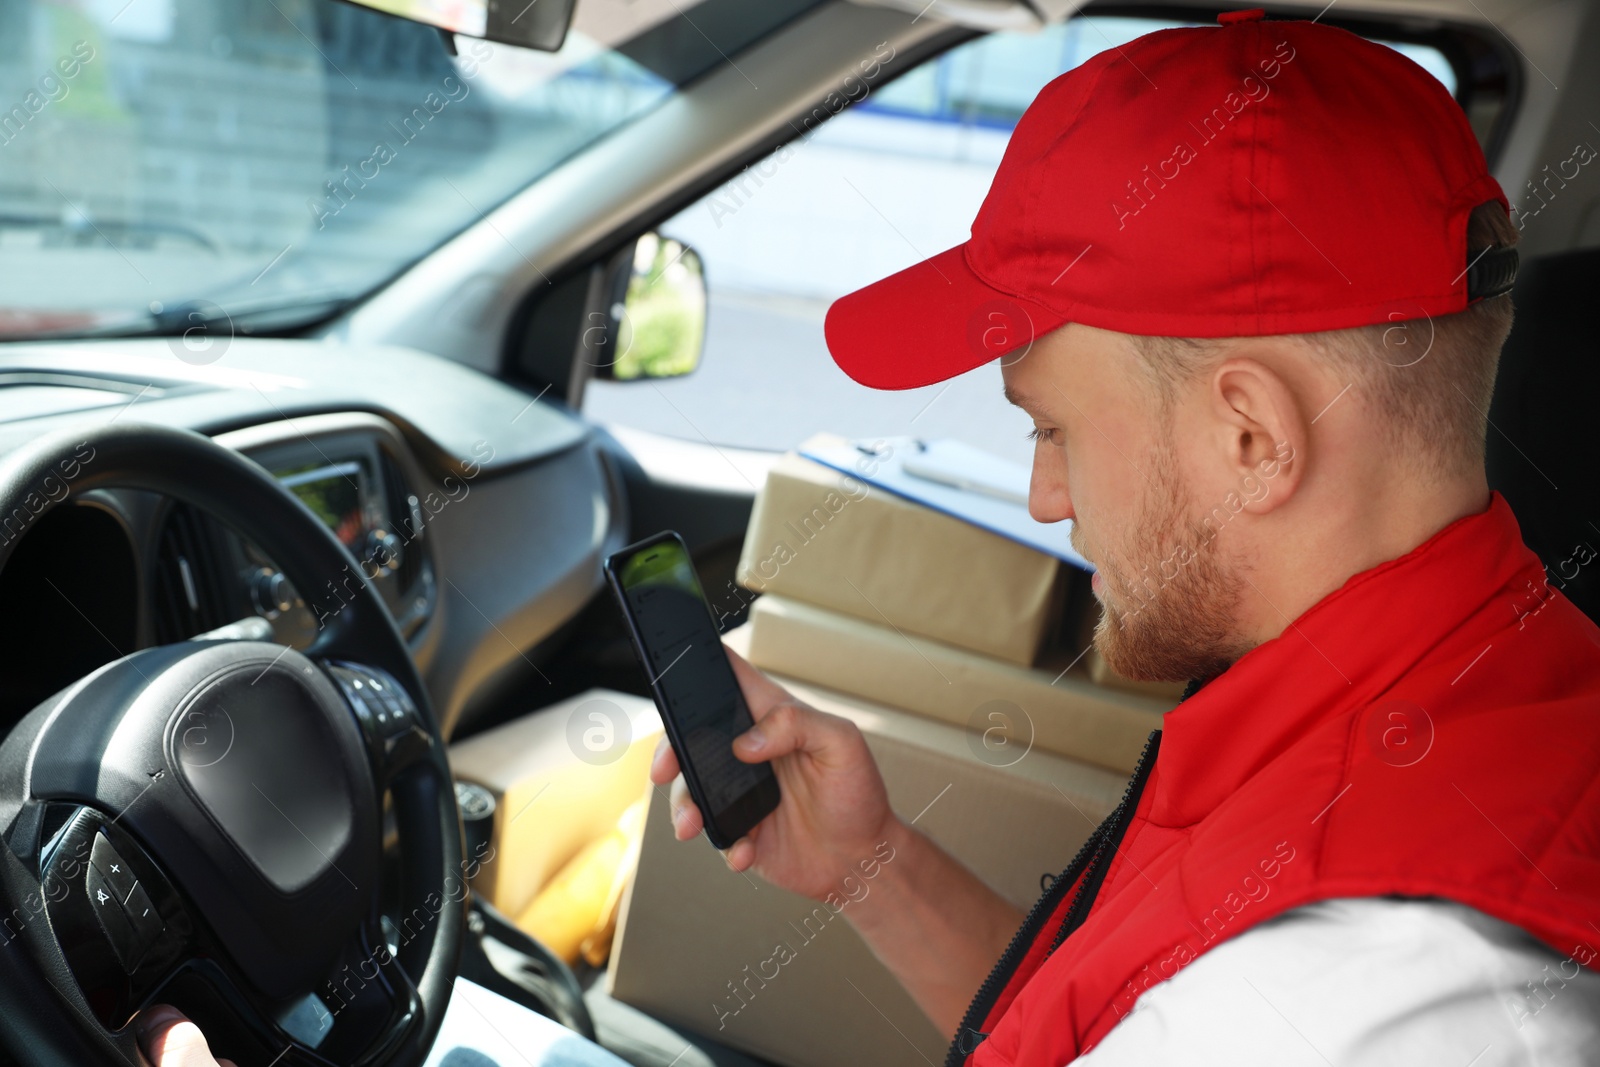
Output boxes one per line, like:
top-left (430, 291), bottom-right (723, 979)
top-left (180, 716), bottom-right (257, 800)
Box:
top-left (0, 339), bottom-right (631, 742)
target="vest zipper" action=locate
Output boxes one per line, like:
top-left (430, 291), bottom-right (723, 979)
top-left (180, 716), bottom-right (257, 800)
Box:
top-left (942, 729), bottom-right (1162, 1066)
top-left (1045, 730), bottom-right (1160, 956)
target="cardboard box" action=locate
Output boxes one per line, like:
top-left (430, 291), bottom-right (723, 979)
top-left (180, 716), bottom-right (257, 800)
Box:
top-left (448, 690), bottom-right (664, 921)
top-left (735, 440), bottom-right (1065, 666)
top-left (607, 630), bottom-right (1133, 1067)
top-left (744, 594), bottom-right (1170, 774)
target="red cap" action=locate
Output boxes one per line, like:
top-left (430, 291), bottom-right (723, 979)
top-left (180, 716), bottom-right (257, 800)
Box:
top-left (825, 11), bottom-right (1510, 390)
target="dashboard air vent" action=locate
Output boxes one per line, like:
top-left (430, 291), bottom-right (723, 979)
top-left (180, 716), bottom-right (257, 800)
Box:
top-left (153, 504), bottom-right (236, 643)
top-left (380, 452), bottom-right (425, 596)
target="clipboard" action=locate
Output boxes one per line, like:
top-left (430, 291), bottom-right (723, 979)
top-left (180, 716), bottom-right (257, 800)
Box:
top-left (798, 437), bottom-right (1093, 571)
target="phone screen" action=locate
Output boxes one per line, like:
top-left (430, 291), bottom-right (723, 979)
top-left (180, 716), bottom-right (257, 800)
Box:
top-left (610, 536), bottom-right (775, 832)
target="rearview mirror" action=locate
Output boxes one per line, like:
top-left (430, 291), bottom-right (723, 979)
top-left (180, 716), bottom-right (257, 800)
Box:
top-left (338, 0), bottom-right (577, 53)
top-left (599, 233), bottom-right (706, 382)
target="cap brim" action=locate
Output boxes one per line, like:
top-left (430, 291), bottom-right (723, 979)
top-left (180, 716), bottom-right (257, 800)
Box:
top-left (824, 243), bottom-right (1072, 391)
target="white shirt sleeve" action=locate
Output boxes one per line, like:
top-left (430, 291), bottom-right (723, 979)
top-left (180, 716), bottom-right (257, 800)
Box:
top-left (1074, 897), bottom-right (1600, 1067)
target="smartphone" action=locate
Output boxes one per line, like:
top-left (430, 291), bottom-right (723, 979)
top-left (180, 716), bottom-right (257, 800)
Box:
top-left (604, 531), bottom-right (780, 849)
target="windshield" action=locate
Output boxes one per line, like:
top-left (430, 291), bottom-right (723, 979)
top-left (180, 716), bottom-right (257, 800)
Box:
top-left (0, 0), bottom-right (813, 340)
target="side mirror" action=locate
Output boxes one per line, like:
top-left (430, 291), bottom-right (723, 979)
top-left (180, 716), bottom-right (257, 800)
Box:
top-left (596, 233), bottom-right (707, 382)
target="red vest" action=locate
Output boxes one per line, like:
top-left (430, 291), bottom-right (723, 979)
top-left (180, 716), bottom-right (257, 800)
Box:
top-left (953, 492), bottom-right (1600, 1066)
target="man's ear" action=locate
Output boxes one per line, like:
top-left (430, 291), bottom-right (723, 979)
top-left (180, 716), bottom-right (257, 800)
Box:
top-left (1208, 354), bottom-right (1306, 515)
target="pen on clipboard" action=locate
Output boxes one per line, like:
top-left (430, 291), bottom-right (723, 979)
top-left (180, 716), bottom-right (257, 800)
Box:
top-left (901, 459), bottom-right (1030, 507)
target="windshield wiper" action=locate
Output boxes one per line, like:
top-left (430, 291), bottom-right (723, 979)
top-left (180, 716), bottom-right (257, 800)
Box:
top-left (37, 292), bottom-right (355, 342)
top-left (148, 294), bottom-right (352, 335)
top-left (0, 211), bottom-right (224, 254)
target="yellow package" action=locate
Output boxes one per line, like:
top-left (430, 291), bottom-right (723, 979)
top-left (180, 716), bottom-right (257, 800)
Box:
top-left (516, 796), bottom-right (648, 966)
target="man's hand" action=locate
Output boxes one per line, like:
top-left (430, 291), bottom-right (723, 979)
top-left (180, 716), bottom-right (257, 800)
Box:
top-left (650, 645), bottom-right (1025, 1033)
top-left (648, 646), bottom-right (899, 900)
top-left (136, 1006), bottom-right (232, 1067)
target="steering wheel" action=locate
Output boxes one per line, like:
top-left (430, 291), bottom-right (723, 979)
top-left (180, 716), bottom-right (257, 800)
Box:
top-left (0, 424), bottom-right (465, 1067)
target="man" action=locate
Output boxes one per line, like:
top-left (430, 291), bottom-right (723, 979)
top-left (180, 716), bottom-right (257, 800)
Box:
top-left (649, 10), bottom-right (1600, 1065)
top-left (143, 11), bottom-right (1600, 1067)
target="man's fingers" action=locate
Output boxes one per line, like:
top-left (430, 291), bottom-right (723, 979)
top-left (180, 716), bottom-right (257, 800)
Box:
top-left (137, 1007), bottom-right (220, 1067)
top-left (667, 777), bottom-right (702, 841)
top-left (648, 735), bottom-right (679, 785)
top-left (656, 750), bottom-right (700, 840)
top-left (724, 833), bottom-right (758, 872)
top-left (724, 819), bottom-right (766, 872)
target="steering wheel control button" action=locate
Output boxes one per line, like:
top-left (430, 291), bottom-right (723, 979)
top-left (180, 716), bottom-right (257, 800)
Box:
top-left (122, 880), bottom-right (163, 947)
top-left (90, 831), bottom-right (140, 904)
top-left (86, 831), bottom-right (166, 972)
top-left (327, 663), bottom-right (430, 777)
top-left (85, 862), bottom-right (144, 974)
top-left (364, 673), bottom-right (409, 724)
top-left (38, 806), bottom-right (197, 1029)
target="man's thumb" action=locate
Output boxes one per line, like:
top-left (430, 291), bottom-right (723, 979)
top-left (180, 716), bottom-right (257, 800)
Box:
top-left (137, 1006), bottom-right (225, 1067)
top-left (734, 701), bottom-right (832, 762)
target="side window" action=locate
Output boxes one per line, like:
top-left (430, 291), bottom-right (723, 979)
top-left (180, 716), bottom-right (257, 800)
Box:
top-left (581, 18), bottom-right (1458, 468)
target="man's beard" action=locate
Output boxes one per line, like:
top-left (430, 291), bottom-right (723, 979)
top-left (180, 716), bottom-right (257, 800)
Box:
top-left (1079, 439), bottom-right (1253, 684)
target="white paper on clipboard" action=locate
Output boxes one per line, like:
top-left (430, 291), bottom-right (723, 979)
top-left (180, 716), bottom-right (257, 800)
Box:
top-left (798, 437), bottom-right (1093, 571)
